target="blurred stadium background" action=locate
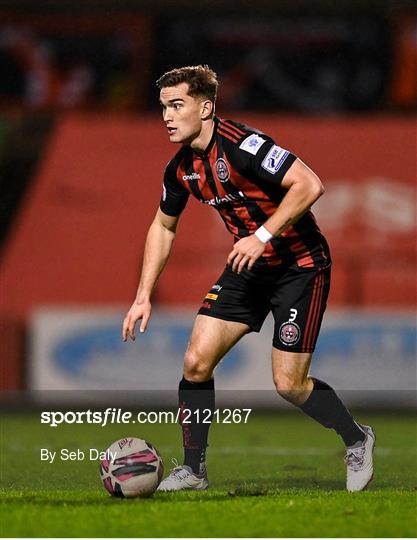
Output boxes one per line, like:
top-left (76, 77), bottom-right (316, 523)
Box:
top-left (0, 0), bottom-right (415, 406)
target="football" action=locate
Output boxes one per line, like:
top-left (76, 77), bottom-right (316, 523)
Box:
top-left (99, 437), bottom-right (164, 498)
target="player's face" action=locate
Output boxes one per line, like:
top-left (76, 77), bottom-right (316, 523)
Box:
top-left (159, 83), bottom-right (206, 144)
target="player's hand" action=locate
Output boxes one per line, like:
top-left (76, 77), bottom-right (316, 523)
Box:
top-left (227, 235), bottom-right (266, 273)
top-left (122, 298), bottom-right (152, 342)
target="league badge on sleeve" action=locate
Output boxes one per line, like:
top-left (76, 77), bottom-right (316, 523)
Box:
top-left (239, 134), bottom-right (266, 155)
top-left (261, 145), bottom-right (290, 175)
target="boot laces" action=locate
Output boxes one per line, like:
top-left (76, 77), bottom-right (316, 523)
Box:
top-left (168, 458), bottom-right (192, 480)
top-left (345, 445), bottom-right (366, 471)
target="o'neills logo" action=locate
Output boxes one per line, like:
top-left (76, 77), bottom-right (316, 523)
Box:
top-left (182, 172), bottom-right (201, 181)
top-left (201, 190), bottom-right (245, 207)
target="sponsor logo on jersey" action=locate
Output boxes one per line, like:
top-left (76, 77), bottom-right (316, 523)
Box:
top-left (215, 158), bottom-right (230, 182)
top-left (200, 190), bottom-right (246, 207)
top-left (182, 172), bottom-right (201, 181)
top-left (211, 284), bottom-right (222, 292)
top-left (279, 321), bottom-right (301, 346)
top-left (239, 134), bottom-right (266, 155)
top-left (205, 293), bottom-right (218, 301)
top-left (261, 145), bottom-right (289, 174)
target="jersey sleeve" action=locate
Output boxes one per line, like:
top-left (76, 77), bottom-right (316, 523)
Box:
top-left (159, 161), bottom-right (190, 217)
top-left (236, 132), bottom-right (297, 185)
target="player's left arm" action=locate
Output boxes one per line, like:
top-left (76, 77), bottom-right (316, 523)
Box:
top-left (227, 158), bottom-right (324, 273)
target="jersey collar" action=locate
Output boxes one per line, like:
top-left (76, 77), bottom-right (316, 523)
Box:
top-left (192, 116), bottom-right (218, 158)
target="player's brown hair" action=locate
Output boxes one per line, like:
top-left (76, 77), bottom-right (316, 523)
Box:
top-left (156, 65), bottom-right (218, 103)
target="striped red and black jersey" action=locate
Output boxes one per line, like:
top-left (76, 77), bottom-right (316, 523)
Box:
top-left (160, 116), bottom-right (331, 269)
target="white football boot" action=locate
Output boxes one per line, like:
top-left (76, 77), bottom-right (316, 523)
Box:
top-left (157, 459), bottom-right (209, 492)
top-left (345, 424), bottom-right (376, 492)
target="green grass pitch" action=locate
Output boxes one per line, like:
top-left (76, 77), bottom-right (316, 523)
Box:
top-left (1, 410), bottom-right (416, 537)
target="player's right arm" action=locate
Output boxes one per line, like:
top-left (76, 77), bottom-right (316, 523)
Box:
top-left (123, 157), bottom-right (189, 342)
top-left (122, 209), bottom-right (180, 342)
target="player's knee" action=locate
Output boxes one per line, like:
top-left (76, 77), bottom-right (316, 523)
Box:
top-left (274, 375), bottom-right (306, 401)
top-left (183, 351), bottom-right (212, 382)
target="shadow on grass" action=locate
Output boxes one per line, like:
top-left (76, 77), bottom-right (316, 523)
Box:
top-left (2, 475), bottom-right (346, 507)
top-left (216, 475), bottom-right (345, 492)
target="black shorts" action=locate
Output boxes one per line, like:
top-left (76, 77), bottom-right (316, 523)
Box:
top-left (198, 263), bottom-right (331, 353)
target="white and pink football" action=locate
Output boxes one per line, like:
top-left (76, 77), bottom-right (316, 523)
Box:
top-left (99, 437), bottom-right (164, 498)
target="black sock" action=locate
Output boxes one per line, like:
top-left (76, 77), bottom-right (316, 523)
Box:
top-left (300, 378), bottom-right (365, 447)
top-left (178, 376), bottom-right (215, 475)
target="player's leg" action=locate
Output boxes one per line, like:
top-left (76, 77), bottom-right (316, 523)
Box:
top-left (158, 315), bottom-right (249, 491)
top-left (180, 314), bottom-right (249, 471)
top-left (158, 265), bottom-right (270, 491)
top-left (271, 349), bottom-right (375, 491)
top-left (183, 314), bottom-right (249, 382)
top-left (272, 348), bottom-right (365, 441)
top-left (271, 266), bottom-right (375, 491)
top-left (179, 265), bottom-right (269, 475)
